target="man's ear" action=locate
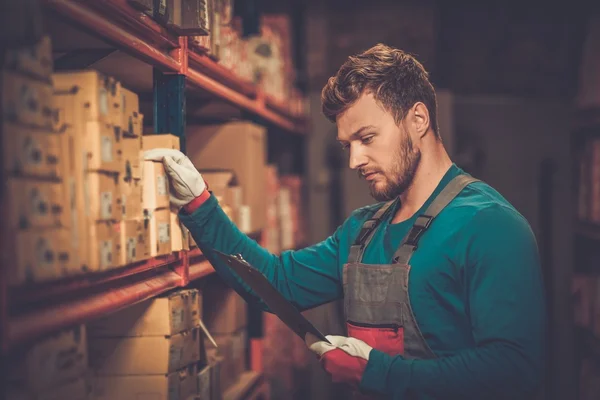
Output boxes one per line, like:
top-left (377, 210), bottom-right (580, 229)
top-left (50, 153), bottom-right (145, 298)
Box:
top-left (411, 102), bottom-right (430, 139)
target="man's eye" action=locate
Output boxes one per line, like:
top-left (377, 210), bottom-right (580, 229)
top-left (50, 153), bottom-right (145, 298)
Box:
top-left (361, 135), bottom-right (374, 144)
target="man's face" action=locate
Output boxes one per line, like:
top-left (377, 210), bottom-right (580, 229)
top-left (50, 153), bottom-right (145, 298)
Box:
top-left (336, 93), bottom-right (421, 201)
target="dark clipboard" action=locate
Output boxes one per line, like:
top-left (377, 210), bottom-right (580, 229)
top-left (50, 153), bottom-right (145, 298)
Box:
top-left (214, 250), bottom-right (330, 344)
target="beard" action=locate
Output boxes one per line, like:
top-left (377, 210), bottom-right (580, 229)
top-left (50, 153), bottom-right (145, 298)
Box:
top-left (363, 135), bottom-right (421, 202)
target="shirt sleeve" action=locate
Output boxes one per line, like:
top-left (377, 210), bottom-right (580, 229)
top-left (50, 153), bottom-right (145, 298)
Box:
top-left (179, 194), bottom-right (344, 312)
top-left (359, 206), bottom-right (546, 399)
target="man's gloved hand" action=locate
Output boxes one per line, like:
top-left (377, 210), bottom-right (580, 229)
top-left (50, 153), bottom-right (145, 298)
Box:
top-left (308, 335), bottom-right (373, 388)
top-left (144, 148), bottom-right (206, 207)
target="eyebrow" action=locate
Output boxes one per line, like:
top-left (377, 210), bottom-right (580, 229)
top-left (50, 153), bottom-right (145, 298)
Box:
top-left (337, 125), bottom-right (376, 142)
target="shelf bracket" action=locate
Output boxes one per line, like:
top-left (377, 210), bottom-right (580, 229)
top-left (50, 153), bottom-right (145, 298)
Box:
top-left (153, 69), bottom-right (187, 153)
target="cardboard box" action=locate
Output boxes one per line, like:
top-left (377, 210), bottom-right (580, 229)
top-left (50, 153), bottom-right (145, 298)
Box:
top-left (8, 325), bottom-right (87, 391)
top-left (169, 0), bottom-right (210, 35)
top-left (7, 377), bottom-right (91, 400)
top-left (143, 160), bottom-right (170, 210)
top-left (120, 177), bottom-right (143, 219)
top-left (2, 123), bottom-right (62, 179)
top-left (3, 35), bottom-right (53, 81)
top-left (8, 178), bottom-right (67, 229)
top-left (53, 70), bottom-right (121, 126)
top-left (187, 122), bottom-right (267, 233)
top-left (89, 328), bottom-right (201, 375)
top-left (121, 136), bottom-right (143, 179)
top-left (11, 228), bottom-right (71, 285)
top-left (230, 329), bottom-right (247, 379)
top-left (170, 209), bottom-right (184, 252)
top-left (142, 133), bottom-right (181, 150)
top-left (202, 280), bottom-right (247, 334)
top-left (209, 356), bottom-right (223, 400)
top-left (88, 221), bottom-right (122, 272)
top-left (196, 365), bottom-right (211, 400)
top-left (118, 219), bottom-right (151, 265)
top-left (2, 71), bottom-right (54, 129)
top-left (93, 363), bottom-right (197, 400)
top-left (211, 330), bottom-right (246, 390)
top-left (83, 120), bottom-right (122, 172)
top-left (88, 289), bottom-right (200, 337)
top-left (85, 171), bottom-right (121, 221)
top-left (148, 207), bottom-right (172, 256)
top-left (120, 86), bottom-right (142, 136)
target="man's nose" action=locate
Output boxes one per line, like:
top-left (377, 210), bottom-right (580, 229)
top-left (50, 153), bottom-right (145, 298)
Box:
top-left (348, 146), bottom-right (367, 170)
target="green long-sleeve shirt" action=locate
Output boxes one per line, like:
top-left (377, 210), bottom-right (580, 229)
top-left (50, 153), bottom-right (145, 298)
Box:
top-left (179, 164), bottom-right (545, 399)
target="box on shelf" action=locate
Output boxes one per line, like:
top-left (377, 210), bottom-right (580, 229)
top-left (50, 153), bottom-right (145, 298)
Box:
top-left (53, 70), bottom-right (122, 126)
top-left (88, 221), bottom-right (122, 272)
top-left (198, 169), bottom-right (243, 226)
top-left (8, 178), bottom-right (67, 229)
top-left (2, 71), bottom-right (54, 129)
top-left (170, 209), bottom-right (185, 252)
top-left (93, 363), bottom-right (197, 400)
top-left (142, 132), bottom-right (181, 151)
top-left (85, 171), bottom-right (121, 221)
top-left (143, 160), bottom-right (170, 210)
top-left (88, 289), bottom-right (201, 337)
top-left (120, 86), bottom-right (142, 136)
top-left (171, 0), bottom-right (211, 35)
top-left (7, 377), bottom-right (91, 400)
top-left (118, 218), bottom-right (151, 265)
top-left (10, 228), bottom-right (71, 285)
top-left (8, 325), bottom-right (87, 391)
top-left (187, 122), bottom-right (267, 233)
top-left (120, 177), bottom-right (143, 220)
top-left (121, 136), bottom-right (143, 179)
top-left (202, 278), bottom-right (247, 334)
top-left (3, 35), bottom-right (53, 81)
top-left (2, 123), bottom-right (62, 179)
top-left (211, 329), bottom-right (247, 391)
top-left (89, 328), bottom-right (201, 375)
top-left (148, 207), bottom-right (173, 256)
top-left (196, 364), bottom-right (211, 400)
top-left (82, 120), bottom-right (122, 172)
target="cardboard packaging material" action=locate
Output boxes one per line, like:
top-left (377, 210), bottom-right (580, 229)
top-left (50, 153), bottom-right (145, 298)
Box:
top-left (121, 136), bottom-right (143, 179)
top-left (148, 207), bottom-right (172, 256)
top-left (2, 123), bottom-right (62, 179)
top-left (88, 221), bottom-right (122, 272)
top-left (120, 177), bottom-right (143, 220)
top-left (207, 354), bottom-right (223, 400)
top-left (196, 364), bottom-right (211, 400)
top-left (88, 289), bottom-right (201, 337)
top-left (8, 325), bottom-right (87, 391)
top-left (169, 0), bottom-right (210, 35)
top-left (143, 160), bottom-right (170, 210)
top-left (2, 71), bottom-right (54, 129)
top-left (7, 377), bottom-right (91, 400)
top-left (93, 363), bottom-right (197, 400)
top-left (8, 178), bottom-right (66, 229)
top-left (142, 133), bottom-right (181, 151)
top-left (53, 70), bottom-right (122, 126)
top-left (170, 209), bottom-right (184, 252)
top-left (11, 228), bottom-right (71, 285)
top-left (187, 122), bottom-right (267, 233)
top-left (89, 328), bottom-right (201, 375)
top-left (120, 86), bottom-right (142, 136)
top-left (3, 35), bottom-right (53, 81)
top-left (85, 171), bottom-right (121, 221)
top-left (202, 278), bottom-right (247, 334)
top-left (83, 120), bottom-right (122, 172)
top-left (118, 219), bottom-right (151, 265)
top-left (211, 329), bottom-right (247, 390)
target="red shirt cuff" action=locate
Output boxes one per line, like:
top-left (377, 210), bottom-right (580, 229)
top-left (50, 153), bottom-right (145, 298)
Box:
top-left (183, 189), bottom-right (211, 213)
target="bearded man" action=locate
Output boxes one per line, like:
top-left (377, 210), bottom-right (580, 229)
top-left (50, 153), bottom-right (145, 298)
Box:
top-left (146, 43), bottom-right (545, 400)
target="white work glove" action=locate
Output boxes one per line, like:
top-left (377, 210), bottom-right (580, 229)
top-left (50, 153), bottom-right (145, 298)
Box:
top-left (307, 335), bottom-right (373, 388)
top-left (144, 148), bottom-right (206, 207)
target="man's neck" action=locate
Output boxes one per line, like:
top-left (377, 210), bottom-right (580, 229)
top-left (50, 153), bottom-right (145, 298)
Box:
top-left (392, 142), bottom-right (453, 224)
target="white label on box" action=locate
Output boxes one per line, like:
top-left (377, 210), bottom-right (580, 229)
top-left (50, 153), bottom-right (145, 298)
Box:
top-left (99, 87), bottom-right (108, 116)
top-left (100, 191), bottom-right (113, 219)
top-left (100, 240), bottom-right (113, 269)
top-left (157, 175), bottom-right (168, 196)
top-left (238, 205), bottom-right (251, 233)
top-left (101, 135), bottom-right (113, 162)
top-left (158, 222), bottom-right (170, 243)
top-left (126, 237), bottom-right (137, 262)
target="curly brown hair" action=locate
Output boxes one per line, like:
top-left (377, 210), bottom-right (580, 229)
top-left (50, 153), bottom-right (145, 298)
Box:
top-left (321, 43), bottom-right (439, 138)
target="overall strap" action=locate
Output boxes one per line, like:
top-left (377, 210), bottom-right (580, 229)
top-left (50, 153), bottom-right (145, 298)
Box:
top-left (393, 175), bottom-right (480, 265)
top-left (348, 199), bottom-right (397, 263)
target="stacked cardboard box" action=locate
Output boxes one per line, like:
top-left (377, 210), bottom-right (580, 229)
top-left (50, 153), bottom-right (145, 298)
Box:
top-left (142, 133), bottom-right (185, 255)
top-left (279, 175), bottom-right (306, 250)
top-left (89, 289), bottom-right (203, 400)
top-left (187, 122), bottom-right (267, 234)
top-left (6, 325), bottom-right (90, 400)
top-left (202, 276), bottom-right (248, 393)
top-left (2, 36), bottom-right (73, 285)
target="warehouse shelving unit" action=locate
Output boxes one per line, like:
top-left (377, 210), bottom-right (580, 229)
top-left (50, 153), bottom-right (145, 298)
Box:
top-left (2, 0), bottom-right (307, 362)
